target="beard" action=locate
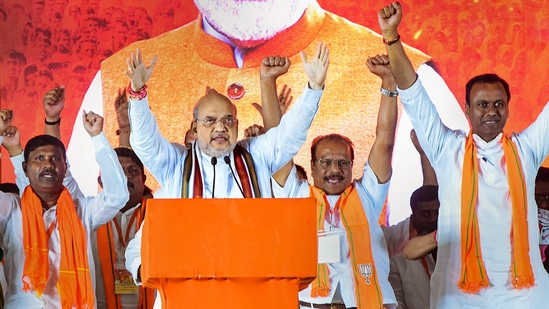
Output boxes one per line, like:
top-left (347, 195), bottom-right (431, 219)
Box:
top-left (198, 138), bottom-right (238, 158)
top-left (194, 0), bottom-right (310, 46)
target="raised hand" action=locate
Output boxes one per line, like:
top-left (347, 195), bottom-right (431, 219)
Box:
top-left (244, 124), bottom-right (266, 138)
top-left (1, 125), bottom-right (22, 156)
top-left (126, 48), bottom-right (158, 91)
top-left (366, 54), bottom-right (393, 80)
top-left (260, 56), bottom-right (291, 82)
top-left (300, 42), bottom-right (330, 90)
top-left (114, 87), bottom-right (130, 129)
top-left (82, 110), bottom-right (104, 137)
top-left (43, 86), bottom-right (65, 122)
top-left (0, 109), bottom-right (13, 136)
top-left (277, 84), bottom-right (293, 114)
top-left (378, 2), bottom-right (402, 38)
top-left (252, 84), bottom-right (293, 117)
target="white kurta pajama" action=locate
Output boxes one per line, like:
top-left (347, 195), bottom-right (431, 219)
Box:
top-left (0, 133), bottom-right (129, 308)
top-left (273, 164), bottom-right (397, 309)
top-left (399, 77), bottom-right (549, 308)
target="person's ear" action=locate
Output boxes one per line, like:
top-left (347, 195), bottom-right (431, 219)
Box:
top-left (192, 121), bottom-right (197, 133)
top-left (97, 175), bottom-right (104, 188)
top-left (22, 162), bottom-right (28, 176)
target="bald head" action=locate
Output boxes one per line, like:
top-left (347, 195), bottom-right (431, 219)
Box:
top-left (192, 88), bottom-right (239, 157)
top-left (193, 88), bottom-right (236, 120)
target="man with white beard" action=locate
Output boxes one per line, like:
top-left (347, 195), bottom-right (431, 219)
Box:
top-left (68, 0), bottom-right (467, 223)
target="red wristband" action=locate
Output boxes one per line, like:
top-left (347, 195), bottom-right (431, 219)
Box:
top-left (128, 84), bottom-right (148, 101)
top-left (383, 34), bottom-right (401, 46)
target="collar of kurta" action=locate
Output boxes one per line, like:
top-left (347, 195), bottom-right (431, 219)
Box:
top-left (195, 3), bottom-right (325, 68)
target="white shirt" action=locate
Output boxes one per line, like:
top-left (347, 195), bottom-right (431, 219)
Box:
top-left (126, 85), bottom-right (321, 199)
top-left (273, 163), bottom-right (396, 308)
top-left (124, 85), bottom-right (322, 308)
top-left (0, 133), bottom-right (129, 309)
top-left (399, 77), bottom-right (549, 308)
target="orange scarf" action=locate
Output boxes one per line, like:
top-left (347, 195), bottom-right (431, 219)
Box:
top-left (97, 199), bottom-right (155, 309)
top-left (21, 186), bottom-right (94, 308)
top-left (459, 133), bottom-right (534, 294)
top-left (309, 185), bottom-right (383, 308)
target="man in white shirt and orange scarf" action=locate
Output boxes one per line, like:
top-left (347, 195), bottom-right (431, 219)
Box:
top-left (272, 54), bottom-right (399, 309)
top-left (380, 2), bottom-right (549, 307)
top-left (0, 109), bottom-right (129, 308)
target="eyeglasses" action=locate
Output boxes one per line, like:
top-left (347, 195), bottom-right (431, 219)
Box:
top-left (315, 158), bottom-right (353, 169)
top-left (535, 195), bottom-right (549, 205)
top-left (195, 116), bottom-right (237, 128)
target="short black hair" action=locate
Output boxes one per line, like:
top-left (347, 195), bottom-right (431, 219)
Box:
top-left (410, 185), bottom-right (439, 212)
top-left (114, 147), bottom-right (144, 175)
top-left (0, 182), bottom-right (19, 195)
top-left (310, 134), bottom-right (355, 162)
top-left (24, 135), bottom-right (66, 162)
top-left (536, 167), bottom-right (549, 185)
top-left (465, 73), bottom-right (511, 106)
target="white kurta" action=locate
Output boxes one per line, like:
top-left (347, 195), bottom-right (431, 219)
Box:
top-left (0, 133), bottom-right (129, 308)
top-left (274, 163), bottom-right (396, 308)
top-left (125, 85), bottom-right (322, 308)
top-left (399, 77), bottom-right (549, 308)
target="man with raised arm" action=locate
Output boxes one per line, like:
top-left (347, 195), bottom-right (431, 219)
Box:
top-left (379, 2), bottom-right (549, 307)
top-left (272, 54), bottom-right (398, 309)
top-left (124, 44), bottom-right (329, 307)
top-left (0, 108), bottom-right (129, 308)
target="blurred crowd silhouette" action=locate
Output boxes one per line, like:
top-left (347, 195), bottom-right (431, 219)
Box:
top-left (1, 0), bottom-right (549, 177)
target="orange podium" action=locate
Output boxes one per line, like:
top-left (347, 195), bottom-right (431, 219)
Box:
top-left (140, 198), bottom-right (317, 308)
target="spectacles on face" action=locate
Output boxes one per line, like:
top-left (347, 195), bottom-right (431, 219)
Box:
top-left (535, 194), bottom-right (549, 205)
top-left (315, 158), bottom-right (353, 169)
top-left (195, 116), bottom-right (237, 128)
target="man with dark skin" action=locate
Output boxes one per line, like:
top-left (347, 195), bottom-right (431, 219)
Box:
top-left (379, 2), bottom-right (549, 307)
top-left (0, 107), bottom-right (128, 308)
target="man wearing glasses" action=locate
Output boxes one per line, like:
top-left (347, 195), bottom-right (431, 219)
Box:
top-left (272, 54), bottom-right (398, 309)
top-left (123, 44), bottom-right (329, 307)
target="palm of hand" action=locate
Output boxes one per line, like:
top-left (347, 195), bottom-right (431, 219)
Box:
top-left (305, 59), bottom-right (327, 86)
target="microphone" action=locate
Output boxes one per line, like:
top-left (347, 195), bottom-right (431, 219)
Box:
top-left (224, 156), bottom-right (245, 197)
top-left (211, 157), bottom-right (217, 198)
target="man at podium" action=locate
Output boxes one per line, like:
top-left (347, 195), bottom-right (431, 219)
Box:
top-left (273, 54), bottom-right (398, 308)
top-left (123, 44), bottom-right (330, 307)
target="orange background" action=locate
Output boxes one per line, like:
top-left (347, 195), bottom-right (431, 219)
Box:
top-left (1, 0), bottom-right (548, 186)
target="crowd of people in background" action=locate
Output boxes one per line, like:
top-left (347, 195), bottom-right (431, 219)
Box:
top-left (1, 0), bottom-right (549, 308)
top-left (2, 0), bottom-right (549, 143)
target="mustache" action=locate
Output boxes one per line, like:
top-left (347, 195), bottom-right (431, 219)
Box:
top-left (39, 168), bottom-right (58, 178)
top-left (324, 173), bottom-right (344, 181)
top-left (211, 133), bottom-right (229, 140)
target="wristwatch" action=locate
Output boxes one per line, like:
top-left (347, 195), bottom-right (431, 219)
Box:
top-left (380, 87), bottom-right (398, 97)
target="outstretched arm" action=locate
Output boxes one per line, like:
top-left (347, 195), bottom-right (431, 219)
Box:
top-left (255, 55), bottom-right (291, 130)
top-left (378, 2), bottom-right (416, 90)
top-left (43, 86), bottom-right (64, 139)
top-left (114, 87), bottom-right (131, 148)
top-left (365, 54), bottom-right (397, 184)
top-left (81, 110), bottom-right (129, 229)
top-left (411, 129), bottom-right (438, 186)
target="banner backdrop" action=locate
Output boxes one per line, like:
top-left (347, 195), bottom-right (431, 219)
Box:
top-left (1, 0), bottom-right (548, 223)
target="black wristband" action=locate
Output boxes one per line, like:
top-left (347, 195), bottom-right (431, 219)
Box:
top-left (45, 118), bottom-right (61, 125)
